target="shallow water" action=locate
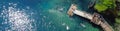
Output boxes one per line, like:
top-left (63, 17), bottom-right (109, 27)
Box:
top-left (0, 0), bottom-right (101, 31)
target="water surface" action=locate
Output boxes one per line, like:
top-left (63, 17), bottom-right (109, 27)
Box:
top-left (0, 0), bottom-right (101, 31)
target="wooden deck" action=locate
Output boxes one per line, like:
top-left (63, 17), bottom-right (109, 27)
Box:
top-left (67, 4), bottom-right (77, 16)
top-left (67, 4), bottom-right (114, 31)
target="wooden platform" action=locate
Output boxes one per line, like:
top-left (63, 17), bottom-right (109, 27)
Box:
top-left (67, 4), bottom-right (77, 16)
top-left (67, 4), bottom-right (114, 31)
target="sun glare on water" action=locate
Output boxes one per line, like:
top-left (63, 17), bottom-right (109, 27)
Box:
top-left (0, 3), bottom-right (36, 31)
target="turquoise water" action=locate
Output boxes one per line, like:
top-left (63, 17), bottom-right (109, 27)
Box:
top-left (0, 0), bottom-right (101, 31)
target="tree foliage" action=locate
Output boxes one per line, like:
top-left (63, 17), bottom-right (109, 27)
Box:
top-left (94, 0), bottom-right (116, 12)
top-left (115, 11), bottom-right (120, 23)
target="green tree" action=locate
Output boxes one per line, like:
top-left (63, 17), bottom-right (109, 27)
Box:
top-left (94, 0), bottom-right (116, 12)
top-left (115, 11), bottom-right (120, 23)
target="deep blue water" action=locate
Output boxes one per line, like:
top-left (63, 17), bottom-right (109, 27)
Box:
top-left (0, 0), bottom-right (100, 31)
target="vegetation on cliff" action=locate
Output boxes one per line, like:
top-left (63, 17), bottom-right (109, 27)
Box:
top-left (93, 0), bottom-right (120, 31)
top-left (115, 11), bottom-right (120, 23)
top-left (94, 0), bottom-right (116, 12)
